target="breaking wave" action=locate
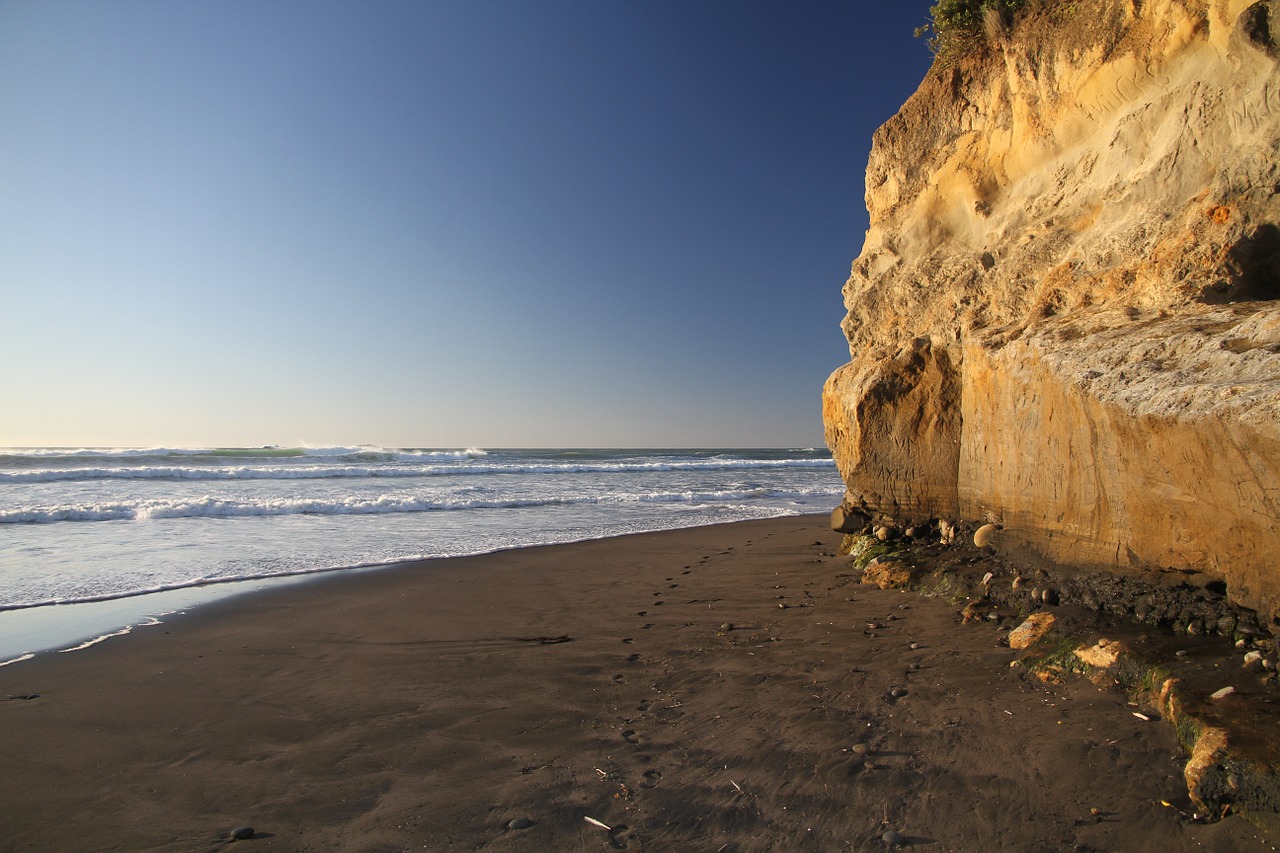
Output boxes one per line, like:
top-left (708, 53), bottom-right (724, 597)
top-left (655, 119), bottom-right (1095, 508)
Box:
top-left (0, 445), bottom-right (488, 466)
top-left (0, 456), bottom-right (834, 484)
top-left (1, 485), bottom-right (836, 526)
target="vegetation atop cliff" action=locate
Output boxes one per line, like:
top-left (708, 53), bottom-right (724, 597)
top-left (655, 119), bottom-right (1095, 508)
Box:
top-left (917, 0), bottom-right (1030, 60)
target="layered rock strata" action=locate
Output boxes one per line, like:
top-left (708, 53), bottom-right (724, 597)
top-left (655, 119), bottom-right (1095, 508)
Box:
top-left (824, 0), bottom-right (1280, 624)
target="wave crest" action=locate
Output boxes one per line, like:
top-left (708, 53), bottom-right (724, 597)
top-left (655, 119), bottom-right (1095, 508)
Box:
top-left (0, 485), bottom-right (838, 526)
top-left (1, 456), bottom-right (833, 484)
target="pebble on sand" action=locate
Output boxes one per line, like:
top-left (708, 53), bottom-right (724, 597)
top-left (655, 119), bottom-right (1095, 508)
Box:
top-left (506, 818), bottom-right (535, 831)
top-left (882, 828), bottom-right (905, 845)
top-left (973, 523), bottom-right (998, 548)
top-left (1008, 612), bottom-right (1056, 650)
top-left (230, 826), bottom-right (255, 840)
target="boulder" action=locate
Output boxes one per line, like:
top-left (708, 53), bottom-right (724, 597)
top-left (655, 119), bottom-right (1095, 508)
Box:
top-left (830, 504), bottom-right (870, 534)
top-left (863, 555), bottom-right (913, 590)
top-left (1074, 638), bottom-right (1124, 669)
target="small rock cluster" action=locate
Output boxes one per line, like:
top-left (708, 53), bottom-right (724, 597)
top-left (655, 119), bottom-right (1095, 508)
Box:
top-left (833, 512), bottom-right (1272, 647)
top-left (833, 505), bottom-right (1280, 830)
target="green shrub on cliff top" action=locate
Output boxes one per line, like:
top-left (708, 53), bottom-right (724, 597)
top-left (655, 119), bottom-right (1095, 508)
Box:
top-left (916, 0), bottom-right (1030, 60)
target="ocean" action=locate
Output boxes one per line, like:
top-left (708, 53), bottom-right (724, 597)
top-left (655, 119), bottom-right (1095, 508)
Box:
top-left (0, 446), bottom-right (842, 662)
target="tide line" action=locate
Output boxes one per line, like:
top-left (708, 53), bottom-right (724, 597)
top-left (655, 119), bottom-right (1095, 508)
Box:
top-left (58, 626), bottom-right (133, 653)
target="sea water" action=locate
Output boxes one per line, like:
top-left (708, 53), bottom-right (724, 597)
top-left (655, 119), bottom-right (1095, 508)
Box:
top-left (0, 446), bottom-right (842, 661)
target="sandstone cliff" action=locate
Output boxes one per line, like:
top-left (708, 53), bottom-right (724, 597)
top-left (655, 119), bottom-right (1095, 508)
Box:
top-left (823, 0), bottom-right (1280, 625)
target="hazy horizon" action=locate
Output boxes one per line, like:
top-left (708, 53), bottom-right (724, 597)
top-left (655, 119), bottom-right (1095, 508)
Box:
top-left (0, 443), bottom-right (833, 452)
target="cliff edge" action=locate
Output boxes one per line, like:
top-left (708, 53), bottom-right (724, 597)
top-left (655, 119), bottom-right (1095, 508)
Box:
top-left (823, 0), bottom-right (1280, 626)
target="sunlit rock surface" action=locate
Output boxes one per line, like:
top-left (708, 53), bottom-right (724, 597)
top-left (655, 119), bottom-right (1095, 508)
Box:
top-left (824, 0), bottom-right (1280, 622)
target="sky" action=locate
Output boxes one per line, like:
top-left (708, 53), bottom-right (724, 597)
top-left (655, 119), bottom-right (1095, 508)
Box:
top-left (0, 0), bottom-right (935, 449)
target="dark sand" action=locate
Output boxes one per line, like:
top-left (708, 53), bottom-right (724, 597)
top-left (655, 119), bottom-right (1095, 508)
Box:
top-left (1, 516), bottom-right (1275, 852)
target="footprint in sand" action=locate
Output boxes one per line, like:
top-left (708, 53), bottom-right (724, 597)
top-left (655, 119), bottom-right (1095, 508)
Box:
top-left (626, 653), bottom-right (641, 662)
top-left (621, 729), bottom-right (641, 744)
top-left (641, 769), bottom-right (662, 788)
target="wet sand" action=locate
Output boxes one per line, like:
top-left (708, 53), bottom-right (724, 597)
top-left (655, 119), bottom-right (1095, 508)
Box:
top-left (1, 515), bottom-right (1275, 851)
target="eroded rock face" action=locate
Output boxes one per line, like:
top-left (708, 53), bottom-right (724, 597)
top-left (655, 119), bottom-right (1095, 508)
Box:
top-left (823, 0), bottom-right (1280, 622)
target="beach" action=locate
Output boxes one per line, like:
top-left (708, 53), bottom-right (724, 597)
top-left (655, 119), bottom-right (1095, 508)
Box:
top-left (1, 515), bottom-right (1274, 852)
top-left (0, 447), bottom-right (842, 643)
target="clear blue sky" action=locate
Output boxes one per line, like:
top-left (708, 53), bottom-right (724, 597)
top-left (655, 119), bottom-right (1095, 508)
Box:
top-left (1, 0), bottom-right (934, 449)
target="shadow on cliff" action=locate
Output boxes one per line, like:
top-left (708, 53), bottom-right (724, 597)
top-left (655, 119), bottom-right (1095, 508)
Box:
top-left (1210, 224), bottom-right (1280, 302)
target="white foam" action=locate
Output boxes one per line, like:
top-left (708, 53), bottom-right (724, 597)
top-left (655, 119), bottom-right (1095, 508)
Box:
top-left (0, 483), bottom-right (842, 526)
top-left (0, 448), bottom-right (844, 630)
top-left (1, 504), bottom-right (137, 523)
top-left (0, 653), bottom-right (34, 667)
top-left (0, 445), bottom-right (487, 464)
top-left (0, 464), bottom-right (438, 483)
top-left (0, 553), bottom-right (435, 611)
top-left (0, 455), bottom-right (834, 481)
top-left (0, 446), bottom-right (193, 460)
top-left (58, 625), bottom-right (132, 652)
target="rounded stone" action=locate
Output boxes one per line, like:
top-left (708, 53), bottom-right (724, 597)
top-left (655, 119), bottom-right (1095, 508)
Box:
top-left (230, 827), bottom-right (255, 841)
top-left (719, 623), bottom-right (733, 632)
top-left (850, 742), bottom-right (870, 755)
top-left (831, 505), bottom-right (871, 534)
top-left (507, 818), bottom-right (535, 831)
top-left (874, 526), bottom-right (893, 542)
top-left (883, 829), bottom-right (905, 845)
top-left (973, 523), bottom-right (998, 548)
